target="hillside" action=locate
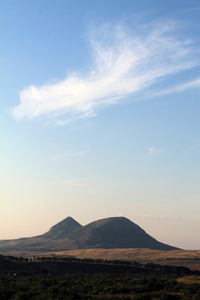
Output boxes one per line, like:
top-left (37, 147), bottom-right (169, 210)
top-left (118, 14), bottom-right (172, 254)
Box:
top-left (0, 216), bottom-right (179, 254)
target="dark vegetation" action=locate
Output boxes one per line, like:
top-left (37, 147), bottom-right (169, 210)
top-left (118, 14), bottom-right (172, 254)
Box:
top-left (1, 254), bottom-right (200, 299)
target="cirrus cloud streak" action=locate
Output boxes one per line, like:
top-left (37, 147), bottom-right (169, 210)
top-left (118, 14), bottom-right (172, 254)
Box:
top-left (12, 21), bottom-right (200, 125)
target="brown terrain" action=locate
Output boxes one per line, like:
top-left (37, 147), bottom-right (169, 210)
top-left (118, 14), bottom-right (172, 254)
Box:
top-left (1, 248), bottom-right (200, 271)
top-left (47, 248), bottom-right (200, 271)
top-left (1, 216), bottom-right (199, 271)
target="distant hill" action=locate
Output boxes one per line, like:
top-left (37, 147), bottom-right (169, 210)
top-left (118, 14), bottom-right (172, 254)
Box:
top-left (43, 216), bottom-right (81, 239)
top-left (0, 216), bottom-right (180, 254)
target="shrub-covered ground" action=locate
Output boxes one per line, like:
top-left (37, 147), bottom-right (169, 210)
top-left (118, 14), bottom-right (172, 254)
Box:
top-left (0, 255), bottom-right (200, 299)
top-left (1, 271), bottom-right (200, 299)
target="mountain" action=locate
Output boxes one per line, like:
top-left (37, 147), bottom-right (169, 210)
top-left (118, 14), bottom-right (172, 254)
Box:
top-left (43, 216), bottom-right (82, 239)
top-left (0, 216), bottom-right (179, 254)
top-left (67, 217), bottom-right (177, 250)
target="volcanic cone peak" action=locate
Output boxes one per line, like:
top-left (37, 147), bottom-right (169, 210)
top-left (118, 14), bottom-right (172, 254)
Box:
top-left (44, 216), bottom-right (82, 239)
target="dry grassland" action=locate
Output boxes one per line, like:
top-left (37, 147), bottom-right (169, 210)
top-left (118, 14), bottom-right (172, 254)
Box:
top-left (177, 276), bottom-right (200, 284)
top-left (52, 248), bottom-right (200, 261)
top-left (3, 248), bottom-right (200, 270)
top-left (49, 248), bottom-right (200, 270)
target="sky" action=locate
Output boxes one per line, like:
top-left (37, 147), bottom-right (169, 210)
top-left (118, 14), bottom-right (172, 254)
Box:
top-left (0, 0), bottom-right (200, 250)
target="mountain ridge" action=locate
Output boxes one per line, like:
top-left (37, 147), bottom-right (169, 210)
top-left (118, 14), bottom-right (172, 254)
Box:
top-left (0, 216), bottom-right (180, 253)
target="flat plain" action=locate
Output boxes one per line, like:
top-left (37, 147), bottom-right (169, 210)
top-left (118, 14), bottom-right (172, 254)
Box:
top-left (47, 248), bottom-right (200, 271)
top-left (2, 248), bottom-right (200, 271)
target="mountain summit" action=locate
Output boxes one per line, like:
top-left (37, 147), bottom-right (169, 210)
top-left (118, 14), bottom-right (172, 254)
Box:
top-left (0, 216), bottom-right (180, 253)
top-left (43, 217), bottom-right (82, 239)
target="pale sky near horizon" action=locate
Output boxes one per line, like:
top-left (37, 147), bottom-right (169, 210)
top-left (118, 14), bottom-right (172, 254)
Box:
top-left (0, 0), bottom-right (200, 250)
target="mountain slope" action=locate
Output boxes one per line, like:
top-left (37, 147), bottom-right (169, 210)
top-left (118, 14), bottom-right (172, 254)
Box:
top-left (67, 217), bottom-right (178, 250)
top-left (43, 216), bottom-right (82, 239)
top-left (0, 216), bottom-right (180, 253)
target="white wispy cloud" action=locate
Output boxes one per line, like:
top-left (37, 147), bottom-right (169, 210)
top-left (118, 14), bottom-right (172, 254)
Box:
top-left (50, 151), bottom-right (84, 162)
top-left (130, 214), bottom-right (194, 220)
top-left (148, 147), bottom-right (163, 157)
top-left (139, 215), bottom-right (200, 221)
top-left (149, 78), bottom-right (200, 97)
top-left (12, 21), bottom-right (200, 124)
top-left (140, 214), bottom-right (173, 220)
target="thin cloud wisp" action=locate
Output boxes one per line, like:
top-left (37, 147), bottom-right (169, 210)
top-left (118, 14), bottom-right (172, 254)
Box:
top-left (12, 22), bottom-right (199, 125)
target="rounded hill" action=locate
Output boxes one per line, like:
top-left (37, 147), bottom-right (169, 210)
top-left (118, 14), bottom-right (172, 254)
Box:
top-left (67, 217), bottom-right (179, 250)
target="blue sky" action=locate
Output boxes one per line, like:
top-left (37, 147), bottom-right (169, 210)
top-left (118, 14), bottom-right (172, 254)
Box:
top-left (0, 0), bottom-right (200, 250)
